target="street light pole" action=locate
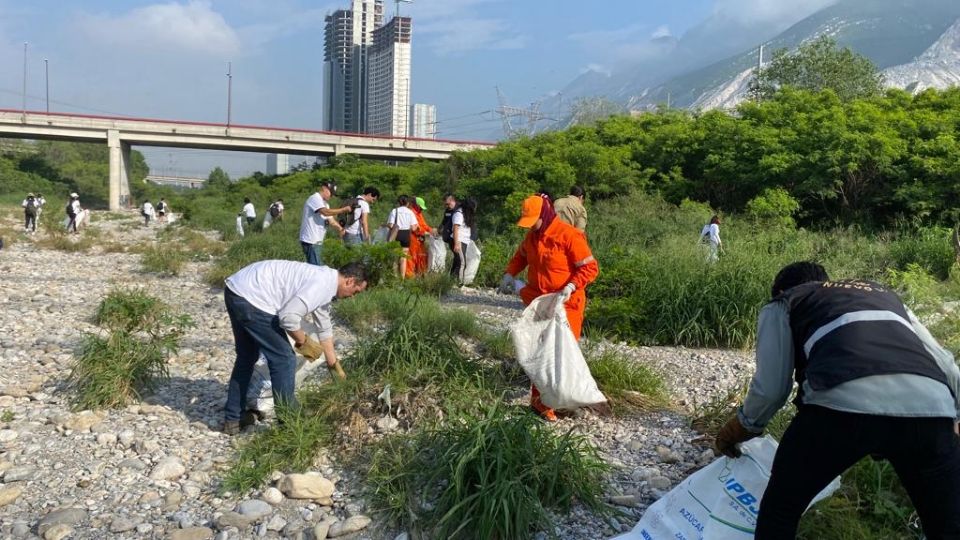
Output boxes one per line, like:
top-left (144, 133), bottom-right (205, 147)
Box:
top-left (226, 61), bottom-right (232, 129)
top-left (44, 58), bottom-right (49, 114)
top-left (21, 42), bottom-right (27, 120)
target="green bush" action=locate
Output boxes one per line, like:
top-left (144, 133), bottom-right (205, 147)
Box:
top-left (141, 244), bottom-right (187, 276)
top-left (368, 403), bottom-right (610, 539)
top-left (745, 188), bottom-right (800, 228)
top-left (69, 290), bottom-right (192, 409)
top-left (889, 227), bottom-right (956, 280)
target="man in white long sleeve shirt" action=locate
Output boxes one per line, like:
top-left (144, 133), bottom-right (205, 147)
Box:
top-left (221, 260), bottom-right (368, 434)
top-left (716, 261), bottom-right (960, 539)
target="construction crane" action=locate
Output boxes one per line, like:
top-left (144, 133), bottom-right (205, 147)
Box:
top-left (495, 86), bottom-right (548, 138)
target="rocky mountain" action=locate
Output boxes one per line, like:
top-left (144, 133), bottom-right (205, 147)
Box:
top-left (550, 0), bottom-right (960, 117)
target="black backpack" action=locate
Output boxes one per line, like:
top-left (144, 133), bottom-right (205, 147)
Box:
top-left (269, 204), bottom-right (281, 218)
top-left (65, 202), bottom-right (76, 217)
top-left (337, 197), bottom-right (361, 229)
top-left (157, 201), bottom-right (166, 212)
top-left (25, 198), bottom-right (37, 217)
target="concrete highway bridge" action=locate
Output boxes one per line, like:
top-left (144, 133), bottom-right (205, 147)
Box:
top-left (0, 109), bottom-right (493, 210)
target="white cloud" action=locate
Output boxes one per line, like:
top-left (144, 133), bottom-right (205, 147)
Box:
top-left (419, 18), bottom-right (527, 53)
top-left (569, 23), bottom-right (677, 65)
top-left (651, 25), bottom-right (673, 39)
top-left (709, 0), bottom-right (835, 25)
top-left (582, 63), bottom-right (612, 76)
top-left (78, 1), bottom-right (241, 56)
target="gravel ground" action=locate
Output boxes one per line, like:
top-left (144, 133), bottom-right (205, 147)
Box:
top-left (0, 210), bottom-right (755, 540)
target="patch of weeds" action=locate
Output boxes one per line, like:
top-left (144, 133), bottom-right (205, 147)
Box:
top-left (221, 406), bottom-right (335, 493)
top-left (334, 288), bottom-right (412, 333)
top-left (368, 403), bottom-right (610, 539)
top-left (141, 244), bottom-right (187, 276)
top-left (36, 233), bottom-right (95, 252)
top-left (68, 289), bottom-right (193, 409)
top-left (478, 329), bottom-right (515, 361)
top-left (101, 242), bottom-right (128, 254)
top-left (401, 273), bottom-right (456, 297)
top-left (0, 410), bottom-right (13, 422)
top-left (585, 349), bottom-right (669, 412)
top-left (689, 381), bottom-right (749, 436)
top-left (158, 227), bottom-right (226, 261)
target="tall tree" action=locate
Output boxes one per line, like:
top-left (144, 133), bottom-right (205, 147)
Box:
top-left (206, 166), bottom-right (231, 190)
top-left (755, 36), bottom-right (884, 102)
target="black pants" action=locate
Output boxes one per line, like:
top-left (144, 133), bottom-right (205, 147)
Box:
top-left (757, 405), bottom-right (960, 539)
top-left (448, 241), bottom-right (467, 280)
top-left (24, 213), bottom-right (36, 231)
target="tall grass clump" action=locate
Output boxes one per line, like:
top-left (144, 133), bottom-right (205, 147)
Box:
top-left (204, 220), bottom-right (303, 286)
top-left (889, 226), bottom-right (956, 280)
top-left (368, 403), bottom-right (610, 539)
top-left (585, 348), bottom-right (669, 411)
top-left (141, 244), bottom-right (187, 276)
top-left (68, 289), bottom-right (193, 409)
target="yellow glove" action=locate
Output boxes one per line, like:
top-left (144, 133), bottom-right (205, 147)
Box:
top-left (295, 337), bottom-right (323, 361)
top-left (328, 360), bottom-right (346, 380)
top-left (715, 415), bottom-right (760, 458)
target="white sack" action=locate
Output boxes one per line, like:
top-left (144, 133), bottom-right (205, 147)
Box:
top-left (427, 235), bottom-right (447, 273)
top-left (372, 226), bottom-right (390, 244)
top-left (262, 211), bottom-right (273, 230)
top-left (612, 435), bottom-right (841, 540)
top-left (460, 242), bottom-right (482, 285)
top-left (235, 215), bottom-right (245, 237)
top-left (510, 293), bottom-right (606, 409)
top-left (246, 314), bottom-right (325, 414)
top-left (62, 209), bottom-right (91, 231)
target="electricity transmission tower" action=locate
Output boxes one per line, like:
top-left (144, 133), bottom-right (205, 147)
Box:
top-left (495, 86), bottom-right (547, 138)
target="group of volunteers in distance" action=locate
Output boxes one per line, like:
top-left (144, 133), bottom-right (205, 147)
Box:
top-left (19, 191), bottom-right (89, 234)
top-left (219, 178), bottom-right (960, 538)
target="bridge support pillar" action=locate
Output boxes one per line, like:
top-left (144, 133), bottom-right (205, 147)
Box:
top-left (107, 130), bottom-right (132, 211)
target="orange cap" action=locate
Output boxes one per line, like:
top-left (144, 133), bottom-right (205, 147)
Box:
top-left (517, 195), bottom-right (543, 228)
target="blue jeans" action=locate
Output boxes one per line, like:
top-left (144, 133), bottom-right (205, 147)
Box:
top-left (301, 241), bottom-right (323, 266)
top-left (343, 233), bottom-right (364, 246)
top-left (223, 288), bottom-right (298, 421)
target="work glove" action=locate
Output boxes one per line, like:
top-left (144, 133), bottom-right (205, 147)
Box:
top-left (498, 274), bottom-right (515, 294)
top-left (715, 415), bottom-right (760, 458)
top-left (558, 283), bottom-right (576, 303)
top-left (295, 337), bottom-right (324, 361)
top-left (327, 360), bottom-right (346, 380)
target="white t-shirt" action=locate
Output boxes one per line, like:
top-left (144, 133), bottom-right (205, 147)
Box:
top-left (300, 192), bottom-right (330, 244)
top-left (142, 202), bottom-right (155, 216)
top-left (243, 203), bottom-right (256, 218)
top-left (70, 200), bottom-right (81, 215)
top-left (701, 223), bottom-right (720, 246)
top-left (225, 260), bottom-right (338, 316)
top-left (387, 206), bottom-right (417, 231)
top-left (345, 197), bottom-right (370, 235)
top-left (452, 210), bottom-right (473, 245)
top-left (274, 202), bottom-right (284, 213)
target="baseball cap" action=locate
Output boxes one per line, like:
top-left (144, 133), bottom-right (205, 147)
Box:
top-left (415, 197), bottom-right (427, 210)
top-left (69, 192), bottom-right (79, 198)
top-left (517, 195), bottom-right (543, 228)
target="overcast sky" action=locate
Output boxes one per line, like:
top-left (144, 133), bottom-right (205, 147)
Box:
top-left (0, 0), bottom-right (832, 178)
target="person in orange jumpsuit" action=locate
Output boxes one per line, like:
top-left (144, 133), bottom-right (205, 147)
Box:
top-left (502, 194), bottom-right (600, 421)
top-left (406, 197), bottom-right (433, 278)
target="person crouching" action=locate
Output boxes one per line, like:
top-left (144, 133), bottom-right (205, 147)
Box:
top-left (221, 260), bottom-right (369, 434)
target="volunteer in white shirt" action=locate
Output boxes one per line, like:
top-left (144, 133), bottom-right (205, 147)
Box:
top-left (66, 193), bottom-right (82, 234)
top-left (221, 260), bottom-right (369, 434)
top-left (242, 198), bottom-right (256, 226)
top-left (387, 195), bottom-right (420, 279)
top-left (700, 215), bottom-right (722, 263)
top-left (299, 181), bottom-right (353, 266)
top-left (141, 201), bottom-right (155, 226)
top-left (343, 186), bottom-right (381, 246)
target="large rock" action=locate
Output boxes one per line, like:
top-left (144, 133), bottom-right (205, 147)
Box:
top-left (215, 511), bottom-right (252, 529)
top-left (150, 456), bottom-right (186, 481)
top-left (236, 499), bottom-right (272, 520)
top-left (3, 465), bottom-right (36, 482)
top-left (64, 411), bottom-right (102, 432)
top-left (169, 527), bottom-right (213, 540)
top-left (43, 524), bottom-right (73, 540)
top-left (277, 473), bottom-right (335, 499)
top-left (110, 516), bottom-right (139, 533)
top-left (327, 516), bottom-right (371, 538)
top-left (0, 485), bottom-right (22, 506)
top-left (37, 508), bottom-right (87, 535)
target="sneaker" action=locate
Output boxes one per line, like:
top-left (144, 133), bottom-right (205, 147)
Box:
top-left (222, 420), bottom-right (240, 435)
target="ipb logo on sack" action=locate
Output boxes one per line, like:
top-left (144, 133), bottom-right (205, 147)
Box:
top-left (723, 478), bottom-right (760, 516)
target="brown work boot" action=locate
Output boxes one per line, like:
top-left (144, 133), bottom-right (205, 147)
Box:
top-left (222, 420), bottom-right (240, 435)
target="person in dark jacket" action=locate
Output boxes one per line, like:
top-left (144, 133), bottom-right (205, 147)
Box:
top-left (716, 261), bottom-right (960, 539)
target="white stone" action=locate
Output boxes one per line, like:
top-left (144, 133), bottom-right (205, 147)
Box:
top-left (149, 456), bottom-right (186, 481)
top-left (262, 487), bottom-right (283, 505)
top-left (277, 473), bottom-right (335, 499)
top-left (327, 516), bottom-right (371, 538)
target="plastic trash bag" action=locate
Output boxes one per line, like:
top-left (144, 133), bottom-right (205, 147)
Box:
top-left (427, 235), bottom-right (447, 273)
top-left (62, 209), bottom-right (91, 231)
top-left (246, 313), bottom-right (325, 415)
top-left (262, 211), bottom-right (273, 230)
top-left (510, 293), bottom-right (606, 409)
top-left (235, 215), bottom-right (245, 238)
top-left (612, 435), bottom-right (841, 540)
top-left (460, 242), bottom-right (482, 285)
top-left (372, 226), bottom-right (390, 244)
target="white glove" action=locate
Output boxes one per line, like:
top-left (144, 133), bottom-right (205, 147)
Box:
top-left (558, 283), bottom-right (576, 303)
top-left (499, 274), bottom-right (515, 294)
